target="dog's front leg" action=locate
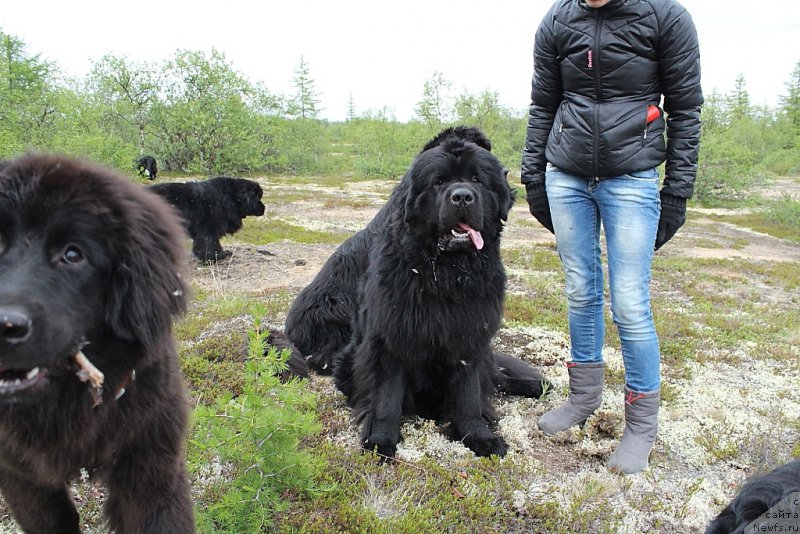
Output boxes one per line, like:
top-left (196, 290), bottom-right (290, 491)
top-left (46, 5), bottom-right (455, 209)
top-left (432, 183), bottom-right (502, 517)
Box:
top-left (449, 364), bottom-right (508, 458)
top-left (361, 351), bottom-right (404, 460)
top-left (0, 471), bottom-right (80, 534)
top-left (104, 425), bottom-right (195, 533)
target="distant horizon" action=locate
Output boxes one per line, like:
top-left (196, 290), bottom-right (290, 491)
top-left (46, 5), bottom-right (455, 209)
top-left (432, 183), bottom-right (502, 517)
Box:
top-left (2, 0), bottom-right (798, 122)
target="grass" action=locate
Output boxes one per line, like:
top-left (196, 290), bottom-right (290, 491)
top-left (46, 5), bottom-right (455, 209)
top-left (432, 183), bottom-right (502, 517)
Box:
top-left (226, 215), bottom-right (352, 245)
top-left (23, 173), bottom-right (796, 533)
top-left (698, 193), bottom-right (800, 243)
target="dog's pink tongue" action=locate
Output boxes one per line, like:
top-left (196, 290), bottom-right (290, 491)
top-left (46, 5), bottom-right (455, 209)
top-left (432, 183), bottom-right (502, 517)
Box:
top-left (457, 222), bottom-right (484, 250)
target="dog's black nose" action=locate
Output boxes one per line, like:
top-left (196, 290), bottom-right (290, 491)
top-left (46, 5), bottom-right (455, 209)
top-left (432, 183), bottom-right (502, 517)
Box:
top-left (450, 187), bottom-right (474, 207)
top-left (0, 307), bottom-right (32, 344)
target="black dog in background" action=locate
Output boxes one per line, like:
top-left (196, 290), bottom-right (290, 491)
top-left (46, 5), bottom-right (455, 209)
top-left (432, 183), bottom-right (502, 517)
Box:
top-left (282, 127), bottom-right (550, 458)
top-left (0, 153), bottom-right (195, 533)
top-left (136, 155), bottom-right (158, 180)
top-left (706, 459), bottom-right (800, 533)
top-left (149, 176), bottom-right (265, 263)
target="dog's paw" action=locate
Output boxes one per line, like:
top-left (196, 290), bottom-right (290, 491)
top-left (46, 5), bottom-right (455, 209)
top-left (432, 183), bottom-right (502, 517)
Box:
top-left (361, 426), bottom-right (400, 461)
top-left (463, 434), bottom-right (508, 458)
top-left (362, 435), bottom-right (398, 461)
top-left (528, 376), bottom-right (554, 399)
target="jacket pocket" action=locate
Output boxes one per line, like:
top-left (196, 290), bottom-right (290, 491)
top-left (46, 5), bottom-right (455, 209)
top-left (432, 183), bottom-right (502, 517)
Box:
top-left (642, 105), bottom-right (664, 147)
top-left (552, 101), bottom-right (567, 145)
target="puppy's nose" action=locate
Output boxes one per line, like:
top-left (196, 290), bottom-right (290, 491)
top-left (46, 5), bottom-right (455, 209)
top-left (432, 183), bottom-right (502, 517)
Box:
top-left (0, 307), bottom-right (32, 345)
top-left (450, 187), bottom-right (474, 207)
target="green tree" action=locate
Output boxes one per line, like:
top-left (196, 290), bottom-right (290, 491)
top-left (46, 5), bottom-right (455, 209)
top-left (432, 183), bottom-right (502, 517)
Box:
top-left (414, 71), bottom-right (453, 127)
top-left (453, 88), bottom-right (526, 168)
top-left (153, 49), bottom-right (261, 174)
top-left (0, 30), bottom-right (59, 153)
top-left (779, 60), bottom-right (800, 130)
top-left (89, 54), bottom-right (161, 155)
top-left (726, 73), bottom-right (751, 120)
top-left (290, 55), bottom-right (321, 120)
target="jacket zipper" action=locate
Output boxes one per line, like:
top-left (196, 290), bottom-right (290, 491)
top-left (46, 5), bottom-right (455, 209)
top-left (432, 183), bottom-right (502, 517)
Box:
top-left (592, 11), bottom-right (603, 181)
top-left (642, 105), bottom-right (649, 147)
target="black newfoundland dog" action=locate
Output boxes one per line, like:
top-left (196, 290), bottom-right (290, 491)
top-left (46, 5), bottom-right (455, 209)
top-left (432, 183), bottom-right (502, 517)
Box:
top-left (149, 176), bottom-right (265, 263)
top-left (283, 127), bottom-right (550, 458)
top-left (706, 459), bottom-right (800, 533)
top-left (136, 154), bottom-right (158, 180)
top-left (0, 154), bottom-right (195, 532)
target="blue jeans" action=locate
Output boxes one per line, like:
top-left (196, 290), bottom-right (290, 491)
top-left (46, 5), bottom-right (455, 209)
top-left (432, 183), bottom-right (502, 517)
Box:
top-left (546, 164), bottom-right (661, 392)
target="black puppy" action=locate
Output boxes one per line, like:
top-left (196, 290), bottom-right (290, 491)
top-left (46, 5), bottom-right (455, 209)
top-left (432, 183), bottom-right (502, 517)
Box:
top-left (149, 176), bottom-right (265, 263)
top-left (0, 153), bottom-right (195, 533)
top-left (706, 459), bottom-right (800, 533)
top-left (136, 155), bottom-right (158, 180)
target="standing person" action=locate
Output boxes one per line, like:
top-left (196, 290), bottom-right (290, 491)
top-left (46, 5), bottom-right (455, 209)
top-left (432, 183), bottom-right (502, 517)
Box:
top-left (521, 0), bottom-right (702, 474)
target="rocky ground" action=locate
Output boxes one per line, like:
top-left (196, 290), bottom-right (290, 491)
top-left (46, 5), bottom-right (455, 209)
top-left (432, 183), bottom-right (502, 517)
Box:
top-left (1, 175), bottom-right (798, 532)
top-left (189, 176), bottom-right (799, 532)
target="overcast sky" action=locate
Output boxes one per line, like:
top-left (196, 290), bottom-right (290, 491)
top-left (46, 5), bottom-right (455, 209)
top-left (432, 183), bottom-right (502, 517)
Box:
top-left (1, 1), bottom-right (798, 122)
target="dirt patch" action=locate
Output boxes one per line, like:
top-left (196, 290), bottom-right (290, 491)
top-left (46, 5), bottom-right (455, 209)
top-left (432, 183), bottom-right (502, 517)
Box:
top-left (185, 176), bottom-right (799, 532)
top-left (3, 175), bottom-right (796, 532)
top-left (679, 213), bottom-right (800, 262)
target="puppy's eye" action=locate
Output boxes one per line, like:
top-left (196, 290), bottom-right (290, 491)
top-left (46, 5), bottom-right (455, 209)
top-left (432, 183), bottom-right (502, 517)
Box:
top-left (435, 179), bottom-right (444, 187)
top-left (61, 245), bottom-right (85, 265)
top-left (472, 176), bottom-right (481, 184)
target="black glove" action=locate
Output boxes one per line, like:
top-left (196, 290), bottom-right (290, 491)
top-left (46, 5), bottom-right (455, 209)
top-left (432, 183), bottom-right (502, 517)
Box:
top-left (525, 182), bottom-right (554, 234)
top-left (655, 192), bottom-right (687, 250)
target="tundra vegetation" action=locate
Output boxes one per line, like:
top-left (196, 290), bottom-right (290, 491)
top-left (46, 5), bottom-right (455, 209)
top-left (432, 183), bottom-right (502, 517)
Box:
top-left (1, 29), bottom-right (798, 533)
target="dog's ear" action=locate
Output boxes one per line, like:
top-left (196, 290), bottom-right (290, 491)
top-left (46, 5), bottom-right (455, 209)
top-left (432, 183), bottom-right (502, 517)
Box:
top-left (106, 188), bottom-right (188, 350)
top-left (499, 168), bottom-right (515, 222)
top-left (403, 184), bottom-right (426, 226)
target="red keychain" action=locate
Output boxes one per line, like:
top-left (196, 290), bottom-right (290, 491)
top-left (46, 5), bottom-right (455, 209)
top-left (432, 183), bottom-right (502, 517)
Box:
top-left (646, 105), bottom-right (660, 124)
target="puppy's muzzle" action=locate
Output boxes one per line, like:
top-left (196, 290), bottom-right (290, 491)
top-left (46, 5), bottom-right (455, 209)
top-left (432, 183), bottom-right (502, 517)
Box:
top-left (0, 306), bottom-right (33, 346)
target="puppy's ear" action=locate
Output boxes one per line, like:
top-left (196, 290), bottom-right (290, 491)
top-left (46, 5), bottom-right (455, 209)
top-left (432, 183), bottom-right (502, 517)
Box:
top-left (106, 188), bottom-right (188, 350)
top-left (499, 168), bottom-right (515, 222)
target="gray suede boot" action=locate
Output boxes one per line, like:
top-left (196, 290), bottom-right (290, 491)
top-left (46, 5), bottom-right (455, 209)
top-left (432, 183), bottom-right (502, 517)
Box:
top-left (607, 386), bottom-right (660, 474)
top-left (537, 362), bottom-right (605, 435)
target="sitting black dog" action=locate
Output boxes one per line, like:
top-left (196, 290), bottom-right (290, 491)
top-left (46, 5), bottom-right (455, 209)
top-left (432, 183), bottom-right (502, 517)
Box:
top-left (136, 155), bottom-right (158, 180)
top-left (282, 127), bottom-right (550, 459)
top-left (706, 459), bottom-right (800, 533)
top-left (149, 176), bottom-right (265, 263)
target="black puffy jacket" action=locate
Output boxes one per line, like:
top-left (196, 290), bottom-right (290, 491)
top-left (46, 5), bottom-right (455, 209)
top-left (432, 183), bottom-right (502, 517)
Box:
top-left (521, 0), bottom-right (703, 199)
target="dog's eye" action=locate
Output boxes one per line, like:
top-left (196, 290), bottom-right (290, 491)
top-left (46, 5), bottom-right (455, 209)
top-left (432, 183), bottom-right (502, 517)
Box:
top-left (472, 176), bottom-right (482, 184)
top-left (435, 179), bottom-right (444, 187)
top-left (61, 245), bottom-right (85, 265)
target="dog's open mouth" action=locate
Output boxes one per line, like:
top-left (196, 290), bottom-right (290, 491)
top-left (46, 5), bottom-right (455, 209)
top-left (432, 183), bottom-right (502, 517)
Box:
top-left (440, 221), bottom-right (484, 251)
top-left (0, 366), bottom-right (47, 395)
top-left (0, 351), bottom-right (105, 401)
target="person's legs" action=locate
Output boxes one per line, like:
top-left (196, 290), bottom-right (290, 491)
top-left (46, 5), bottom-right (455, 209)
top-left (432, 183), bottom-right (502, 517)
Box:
top-left (595, 168), bottom-right (661, 473)
top-left (546, 166), bottom-right (605, 364)
top-left (596, 168), bottom-right (661, 392)
top-left (537, 165), bottom-right (606, 434)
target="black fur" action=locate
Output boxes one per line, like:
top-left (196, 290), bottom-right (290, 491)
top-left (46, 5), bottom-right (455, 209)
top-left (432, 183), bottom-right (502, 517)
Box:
top-left (136, 155), bottom-right (158, 180)
top-left (706, 459), bottom-right (800, 534)
top-left (284, 127), bottom-right (494, 374)
top-left (266, 330), bottom-right (310, 381)
top-left (148, 176), bottom-right (265, 263)
top-left (0, 153), bottom-right (195, 533)
top-left (283, 127), bottom-right (550, 459)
